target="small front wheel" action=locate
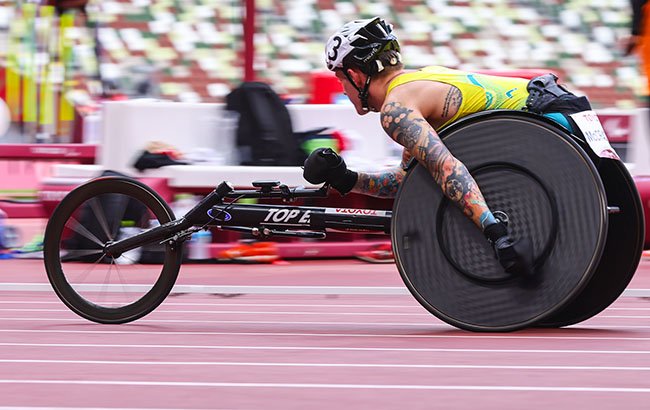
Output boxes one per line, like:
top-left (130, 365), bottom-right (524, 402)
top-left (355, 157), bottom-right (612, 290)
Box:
top-left (43, 176), bottom-right (182, 324)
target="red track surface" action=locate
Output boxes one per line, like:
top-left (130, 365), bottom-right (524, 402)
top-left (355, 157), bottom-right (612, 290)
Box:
top-left (0, 258), bottom-right (649, 409)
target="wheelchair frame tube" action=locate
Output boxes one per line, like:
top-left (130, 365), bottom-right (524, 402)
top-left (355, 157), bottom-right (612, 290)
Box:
top-left (104, 217), bottom-right (190, 256)
top-left (210, 203), bottom-right (392, 234)
top-left (106, 184), bottom-right (390, 255)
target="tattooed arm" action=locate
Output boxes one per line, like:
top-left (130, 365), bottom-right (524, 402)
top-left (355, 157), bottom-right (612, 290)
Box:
top-left (350, 149), bottom-right (411, 198)
top-left (379, 94), bottom-right (495, 230)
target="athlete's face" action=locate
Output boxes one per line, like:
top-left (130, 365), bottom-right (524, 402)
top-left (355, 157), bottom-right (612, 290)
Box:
top-left (335, 69), bottom-right (369, 115)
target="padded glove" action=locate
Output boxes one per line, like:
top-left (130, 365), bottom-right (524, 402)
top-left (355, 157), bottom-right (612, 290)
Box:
top-left (493, 236), bottom-right (534, 278)
top-left (303, 148), bottom-right (358, 195)
top-left (484, 221), bottom-right (534, 277)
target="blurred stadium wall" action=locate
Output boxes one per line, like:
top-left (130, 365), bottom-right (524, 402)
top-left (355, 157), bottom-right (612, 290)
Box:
top-left (0, 0), bottom-right (645, 139)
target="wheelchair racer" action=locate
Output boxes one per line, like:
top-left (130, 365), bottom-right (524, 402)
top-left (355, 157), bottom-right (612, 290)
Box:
top-left (303, 17), bottom-right (592, 277)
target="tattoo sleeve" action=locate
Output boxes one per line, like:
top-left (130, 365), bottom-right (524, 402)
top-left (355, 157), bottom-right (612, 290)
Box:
top-left (380, 101), bottom-right (492, 229)
top-left (353, 166), bottom-right (406, 198)
top-left (442, 86), bottom-right (462, 119)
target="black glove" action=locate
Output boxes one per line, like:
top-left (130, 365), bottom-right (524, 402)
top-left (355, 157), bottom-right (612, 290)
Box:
top-left (303, 147), bottom-right (358, 195)
top-left (485, 221), bottom-right (534, 278)
top-left (493, 236), bottom-right (534, 278)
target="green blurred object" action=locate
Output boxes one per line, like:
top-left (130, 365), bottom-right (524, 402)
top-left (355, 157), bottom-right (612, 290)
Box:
top-left (302, 137), bottom-right (339, 155)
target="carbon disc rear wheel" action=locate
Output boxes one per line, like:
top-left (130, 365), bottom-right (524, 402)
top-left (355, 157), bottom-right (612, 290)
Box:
top-left (391, 111), bottom-right (608, 332)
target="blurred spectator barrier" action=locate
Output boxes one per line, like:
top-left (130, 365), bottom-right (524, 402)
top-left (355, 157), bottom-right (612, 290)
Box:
top-left (47, 101), bottom-right (401, 188)
top-left (1, 3), bottom-right (88, 143)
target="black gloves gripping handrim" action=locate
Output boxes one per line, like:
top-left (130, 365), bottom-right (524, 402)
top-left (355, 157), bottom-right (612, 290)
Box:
top-left (303, 148), bottom-right (358, 195)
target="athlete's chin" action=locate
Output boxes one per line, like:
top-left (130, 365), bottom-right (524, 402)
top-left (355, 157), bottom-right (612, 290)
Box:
top-left (355, 107), bottom-right (370, 115)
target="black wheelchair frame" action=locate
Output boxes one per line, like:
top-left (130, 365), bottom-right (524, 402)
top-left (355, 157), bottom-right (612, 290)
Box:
top-left (103, 181), bottom-right (391, 258)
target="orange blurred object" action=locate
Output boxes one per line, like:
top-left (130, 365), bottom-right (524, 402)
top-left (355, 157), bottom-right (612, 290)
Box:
top-left (355, 242), bottom-right (394, 264)
top-left (218, 241), bottom-right (280, 263)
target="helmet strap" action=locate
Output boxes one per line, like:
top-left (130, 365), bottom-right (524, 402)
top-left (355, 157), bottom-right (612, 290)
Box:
top-left (344, 69), bottom-right (373, 112)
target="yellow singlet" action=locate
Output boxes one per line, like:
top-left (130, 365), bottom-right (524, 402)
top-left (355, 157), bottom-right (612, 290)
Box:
top-left (386, 66), bottom-right (530, 130)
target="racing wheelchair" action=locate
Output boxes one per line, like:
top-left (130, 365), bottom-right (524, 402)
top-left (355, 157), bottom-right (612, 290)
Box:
top-left (42, 110), bottom-right (646, 332)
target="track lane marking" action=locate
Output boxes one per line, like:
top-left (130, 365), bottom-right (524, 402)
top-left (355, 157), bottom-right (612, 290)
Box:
top-left (0, 301), bottom-right (647, 311)
top-left (0, 301), bottom-right (422, 308)
top-left (1, 308), bottom-right (649, 319)
top-left (0, 379), bottom-right (649, 392)
top-left (1, 342), bottom-right (650, 354)
top-left (0, 308), bottom-right (437, 316)
top-left (2, 359), bottom-right (650, 371)
top-left (0, 317), bottom-right (455, 326)
top-left (0, 317), bottom-right (648, 329)
top-left (0, 407), bottom-right (223, 410)
top-left (2, 283), bottom-right (650, 297)
top-left (2, 329), bottom-right (650, 341)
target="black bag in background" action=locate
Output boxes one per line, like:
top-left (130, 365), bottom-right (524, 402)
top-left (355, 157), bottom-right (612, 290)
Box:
top-left (225, 82), bottom-right (307, 166)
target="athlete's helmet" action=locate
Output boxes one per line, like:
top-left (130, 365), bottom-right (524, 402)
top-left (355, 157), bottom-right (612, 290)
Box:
top-left (325, 17), bottom-right (400, 75)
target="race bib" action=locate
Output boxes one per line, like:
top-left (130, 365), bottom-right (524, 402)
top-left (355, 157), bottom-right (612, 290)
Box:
top-left (569, 110), bottom-right (620, 160)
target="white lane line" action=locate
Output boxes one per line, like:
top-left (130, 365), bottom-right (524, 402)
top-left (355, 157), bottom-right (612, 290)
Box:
top-left (0, 284), bottom-right (413, 295)
top-left (2, 329), bottom-right (650, 342)
top-left (0, 317), bottom-right (448, 327)
top-left (2, 359), bottom-right (650, 371)
top-left (1, 317), bottom-right (649, 329)
top-left (3, 283), bottom-right (650, 297)
top-left (1, 342), bottom-right (650, 354)
top-left (0, 380), bottom-right (649, 393)
top-left (0, 301), bottom-right (647, 312)
top-left (0, 407), bottom-right (222, 410)
top-left (0, 301), bottom-right (420, 308)
top-left (2, 308), bottom-right (650, 319)
top-left (0, 308), bottom-right (429, 316)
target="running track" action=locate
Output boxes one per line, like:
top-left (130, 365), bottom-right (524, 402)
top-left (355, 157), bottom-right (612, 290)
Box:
top-left (0, 257), bottom-right (649, 409)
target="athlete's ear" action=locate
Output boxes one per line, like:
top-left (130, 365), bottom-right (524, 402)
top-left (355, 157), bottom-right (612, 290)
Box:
top-left (346, 68), bottom-right (366, 86)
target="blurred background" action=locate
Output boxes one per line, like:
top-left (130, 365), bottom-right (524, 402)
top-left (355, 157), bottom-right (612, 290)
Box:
top-left (0, 0), bottom-right (646, 141)
top-left (0, 0), bottom-right (649, 262)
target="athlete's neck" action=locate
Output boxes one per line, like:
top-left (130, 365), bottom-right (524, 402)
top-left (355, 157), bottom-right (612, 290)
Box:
top-left (366, 69), bottom-right (407, 111)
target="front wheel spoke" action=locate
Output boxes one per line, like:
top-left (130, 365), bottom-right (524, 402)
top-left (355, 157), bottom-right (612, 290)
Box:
top-left (110, 195), bottom-right (131, 239)
top-left (99, 261), bottom-right (116, 305)
top-left (63, 248), bottom-right (105, 259)
top-left (68, 252), bottom-right (108, 288)
top-left (113, 264), bottom-right (133, 304)
top-left (65, 216), bottom-right (105, 247)
top-left (88, 197), bottom-right (114, 242)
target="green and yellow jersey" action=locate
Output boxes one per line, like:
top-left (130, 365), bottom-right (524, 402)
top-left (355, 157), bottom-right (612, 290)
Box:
top-left (386, 66), bottom-right (530, 129)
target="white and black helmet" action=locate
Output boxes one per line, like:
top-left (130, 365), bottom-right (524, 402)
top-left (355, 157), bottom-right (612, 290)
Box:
top-left (325, 17), bottom-right (400, 75)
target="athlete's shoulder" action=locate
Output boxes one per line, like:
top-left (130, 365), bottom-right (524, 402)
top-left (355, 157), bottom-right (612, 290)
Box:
top-left (383, 79), bottom-right (454, 124)
top-left (387, 69), bottom-right (452, 92)
top-left (391, 66), bottom-right (454, 81)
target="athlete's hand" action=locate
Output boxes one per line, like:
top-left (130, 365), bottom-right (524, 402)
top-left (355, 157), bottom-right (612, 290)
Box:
top-left (303, 148), bottom-right (358, 195)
